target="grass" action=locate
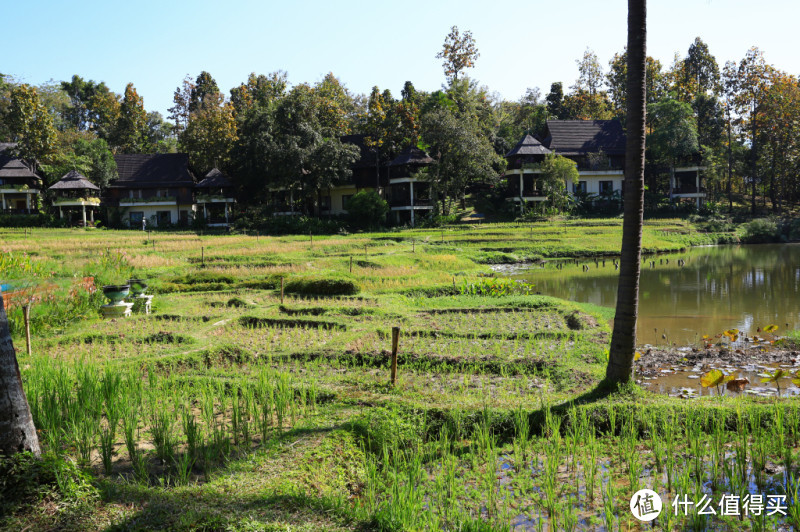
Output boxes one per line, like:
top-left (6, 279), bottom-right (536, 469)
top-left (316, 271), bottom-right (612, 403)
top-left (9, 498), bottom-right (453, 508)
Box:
top-left (4, 219), bottom-right (797, 530)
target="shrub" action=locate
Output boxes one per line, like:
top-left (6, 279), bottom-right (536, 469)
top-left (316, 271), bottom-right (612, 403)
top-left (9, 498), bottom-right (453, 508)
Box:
top-left (346, 190), bottom-right (389, 229)
top-left (284, 277), bottom-right (360, 296)
top-left (0, 452), bottom-right (97, 515)
top-left (739, 218), bottom-right (780, 243)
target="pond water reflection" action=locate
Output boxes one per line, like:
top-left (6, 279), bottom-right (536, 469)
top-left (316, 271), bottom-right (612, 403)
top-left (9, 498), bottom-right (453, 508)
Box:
top-left (508, 243), bottom-right (800, 346)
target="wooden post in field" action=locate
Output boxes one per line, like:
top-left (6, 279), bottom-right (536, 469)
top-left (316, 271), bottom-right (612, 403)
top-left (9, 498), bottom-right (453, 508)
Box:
top-left (23, 304), bottom-right (31, 356)
top-left (310, 232), bottom-right (313, 248)
top-left (201, 246), bottom-right (204, 267)
top-left (412, 240), bottom-right (415, 253)
top-left (364, 244), bottom-right (367, 260)
top-left (349, 256), bottom-right (353, 273)
top-left (441, 230), bottom-right (444, 243)
top-left (280, 277), bottom-right (284, 304)
top-left (152, 239), bottom-right (155, 251)
top-left (452, 276), bottom-right (456, 292)
top-left (390, 326), bottom-right (400, 386)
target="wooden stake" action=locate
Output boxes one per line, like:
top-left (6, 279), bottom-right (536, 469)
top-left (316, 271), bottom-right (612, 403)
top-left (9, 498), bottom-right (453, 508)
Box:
top-left (390, 326), bottom-right (400, 386)
top-left (280, 277), bottom-right (284, 304)
top-left (364, 244), bottom-right (367, 260)
top-left (412, 240), bottom-right (415, 253)
top-left (453, 276), bottom-right (456, 292)
top-left (349, 256), bottom-right (353, 273)
top-left (201, 246), bottom-right (204, 267)
top-left (310, 232), bottom-right (313, 247)
top-left (23, 304), bottom-right (31, 356)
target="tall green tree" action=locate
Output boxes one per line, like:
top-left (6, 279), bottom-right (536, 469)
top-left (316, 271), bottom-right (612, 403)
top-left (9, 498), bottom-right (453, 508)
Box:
top-left (606, 0), bottom-right (647, 385)
top-left (436, 26), bottom-right (480, 83)
top-left (8, 84), bottom-right (56, 166)
top-left (112, 83), bottom-right (149, 153)
top-left (189, 71), bottom-right (220, 114)
top-left (607, 50), bottom-right (664, 120)
top-left (180, 93), bottom-right (238, 173)
top-left (545, 82), bottom-right (566, 119)
top-left (647, 99), bottom-right (698, 173)
top-left (420, 107), bottom-right (503, 214)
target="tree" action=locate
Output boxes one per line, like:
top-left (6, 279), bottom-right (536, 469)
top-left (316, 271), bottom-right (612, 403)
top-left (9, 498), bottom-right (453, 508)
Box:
top-left (189, 71), bottom-right (220, 114)
top-left (86, 84), bottom-right (120, 140)
top-left (144, 111), bottom-right (176, 153)
top-left (230, 71), bottom-right (288, 116)
top-left (607, 50), bottom-right (664, 120)
top-left (8, 84), bottom-right (56, 166)
top-left (364, 86), bottom-right (392, 189)
top-left (647, 99), bottom-right (698, 178)
top-left (683, 37), bottom-right (720, 96)
top-left (420, 107), bottom-right (503, 214)
top-left (573, 49), bottom-right (605, 96)
top-left (168, 75), bottom-right (194, 132)
top-left (731, 47), bottom-right (773, 214)
top-left (540, 154), bottom-right (579, 212)
top-left (605, 0), bottom-right (647, 385)
top-left (546, 82), bottom-right (566, 119)
top-left (436, 26), bottom-right (480, 83)
top-left (112, 83), bottom-right (148, 153)
top-left (0, 292), bottom-right (41, 457)
top-left (180, 93), bottom-right (237, 173)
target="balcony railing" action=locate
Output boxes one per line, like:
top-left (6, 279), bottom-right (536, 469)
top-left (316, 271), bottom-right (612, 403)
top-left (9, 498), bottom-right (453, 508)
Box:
top-left (390, 197), bottom-right (432, 207)
top-left (672, 186), bottom-right (706, 194)
top-left (1, 208), bottom-right (39, 215)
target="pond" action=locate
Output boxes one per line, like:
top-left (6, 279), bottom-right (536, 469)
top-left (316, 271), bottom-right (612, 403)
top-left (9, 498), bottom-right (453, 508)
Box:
top-left (506, 243), bottom-right (800, 346)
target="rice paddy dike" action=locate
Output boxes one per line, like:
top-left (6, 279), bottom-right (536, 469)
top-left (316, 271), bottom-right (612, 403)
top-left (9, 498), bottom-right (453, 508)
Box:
top-left (4, 219), bottom-right (800, 531)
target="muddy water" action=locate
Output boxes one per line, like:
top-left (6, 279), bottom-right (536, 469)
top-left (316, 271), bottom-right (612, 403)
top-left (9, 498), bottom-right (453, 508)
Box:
top-left (507, 243), bottom-right (800, 346)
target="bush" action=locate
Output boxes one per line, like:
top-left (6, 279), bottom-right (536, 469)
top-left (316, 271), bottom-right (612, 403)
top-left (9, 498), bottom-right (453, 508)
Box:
top-left (739, 218), bottom-right (780, 243)
top-left (0, 452), bottom-right (97, 515)
top-left (345, 190), bottom-right (388, 229)
top-left (284, 277), bottom-right (360, 296)
top-left (234, 206), bottom-right (346, 235)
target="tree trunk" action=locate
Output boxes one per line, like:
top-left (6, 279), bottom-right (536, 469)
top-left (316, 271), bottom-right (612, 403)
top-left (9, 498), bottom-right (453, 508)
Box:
top-left (751, 104), bottom-right (757, 215)
top-left (605, 0), bottom-right (647, 385)
top-left (0, 292), bottom-right (41, 457)
top-left (726, 108), bottom-right (733, 212)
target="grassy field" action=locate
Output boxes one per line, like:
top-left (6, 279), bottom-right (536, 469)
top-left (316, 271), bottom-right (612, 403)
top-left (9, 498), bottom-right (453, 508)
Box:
top-left (3, 219), bottom-right (799, 531)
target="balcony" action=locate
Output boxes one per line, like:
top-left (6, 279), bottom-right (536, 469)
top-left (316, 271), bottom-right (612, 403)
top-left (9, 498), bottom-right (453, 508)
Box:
top-left (389, 196), bottom-right (432, 208)
top-left (1, 208), bottom-right (39, 215)
top-left (119, 196), bottom-right (177, 206)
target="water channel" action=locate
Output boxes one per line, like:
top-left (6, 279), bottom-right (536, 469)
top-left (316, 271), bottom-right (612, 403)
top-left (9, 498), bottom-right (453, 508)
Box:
top-left (507, 243), bottom-right (800, 347)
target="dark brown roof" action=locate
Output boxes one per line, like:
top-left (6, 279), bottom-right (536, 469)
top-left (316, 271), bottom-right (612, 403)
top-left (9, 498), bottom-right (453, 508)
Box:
top-left (110, 154), bottom-right (195, 188)
top-left (543, 120), bottom-right (626, 155)
top-left (341, 134), bottom-right (379, 169)
top-left (196, 168), bottom-right (233, 188)
top-left (0, 144), bottom-right (41, 181)
top-left (48, 170), bottom-right (100, 191)
top-left (505, 134), bottom-right (551, 158)
top-left (389, 147), bottom-right (434, 167)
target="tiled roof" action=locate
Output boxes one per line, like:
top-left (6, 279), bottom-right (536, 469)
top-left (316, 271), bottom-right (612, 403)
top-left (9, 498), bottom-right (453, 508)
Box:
top-left (0, 144), bottom-right (41, 181)
top-left (543, 120), bottom-right (626, 155)
top-left (110, 153), bottom-right (195, 188)
top-left (389, 146), bottom-right (434, 167)
top-left (505, 134), bottom-right (551, 158)
top-left (48, 170), bottom-right (100, 191)
top-left (196, 168), bottom-right (233, 188)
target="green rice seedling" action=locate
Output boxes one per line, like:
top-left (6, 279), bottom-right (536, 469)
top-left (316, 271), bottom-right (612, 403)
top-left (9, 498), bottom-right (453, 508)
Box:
top-left (70, 415), bottom-right (96, 466)
top-left (173, 451), bottom-right (195, 486)
top-left (150, 407), bottom-right (175, 465)
top-left (584, 430), bottom-right (598, 501)
top-left (600, 479), bottom-right (616, 531)
top-left (511, 406), bottom-right (530, 472)
top-left (181, 406), bottom-right (200, 462)
top-left (230, 384), bottom-right (241, 446)
top-left (122, 399), bottom-right (140, 467)
top-left (786, 470), bottom-right (800, 529)
top-left (99, 425), bottom-right (116, 475)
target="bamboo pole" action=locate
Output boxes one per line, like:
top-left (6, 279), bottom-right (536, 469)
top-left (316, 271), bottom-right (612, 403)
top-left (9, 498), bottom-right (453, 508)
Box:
top-left (390, 326), bottom-right (400, 386)
top-left (280, 277), bottom-right (284, 304)
top-left (23, 304), bottom-right (31, 356)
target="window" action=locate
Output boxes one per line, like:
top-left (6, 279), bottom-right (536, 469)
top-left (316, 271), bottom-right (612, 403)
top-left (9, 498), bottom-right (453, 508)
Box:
top-left (130, 212), bottom-right (144, 225)
top-left (599, 181), bottom-right (613, 195)
top-left (342, 194), bottom-right (354, 209)
top-left (573, 181), bottom-right (587, 194)
top-left (157, 211), bottom-right (172, 226)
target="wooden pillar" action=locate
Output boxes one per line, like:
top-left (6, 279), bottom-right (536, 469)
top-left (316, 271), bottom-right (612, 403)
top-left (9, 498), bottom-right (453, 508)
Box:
top-left (409, 180), bottom-right (415, 228)
top-left (390, 326), bottom-right (400, 386)
top-left (82, 205), bottom-right (87, 226)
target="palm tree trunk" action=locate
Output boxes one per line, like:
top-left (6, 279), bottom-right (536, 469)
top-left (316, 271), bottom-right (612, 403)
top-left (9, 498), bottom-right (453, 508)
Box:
top-left (0, 292), bottom-right (41, 457)
top-left (605, 0), bottom-right (647, 384)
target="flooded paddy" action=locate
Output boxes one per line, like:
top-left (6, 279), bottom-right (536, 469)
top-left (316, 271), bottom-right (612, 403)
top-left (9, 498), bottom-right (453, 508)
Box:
top-left (506, 243), bottom-right (800, 346)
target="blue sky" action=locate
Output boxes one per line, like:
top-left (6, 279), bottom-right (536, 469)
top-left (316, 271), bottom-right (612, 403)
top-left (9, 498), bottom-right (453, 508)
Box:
top-left (3, 0), bottom-right (798, 117)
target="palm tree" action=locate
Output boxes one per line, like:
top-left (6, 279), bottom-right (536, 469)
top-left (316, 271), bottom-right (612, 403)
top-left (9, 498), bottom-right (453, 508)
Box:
top-left (605, 0), bottom-right (647, 384)
top-left (0, 292), bottom-right (41, 457)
